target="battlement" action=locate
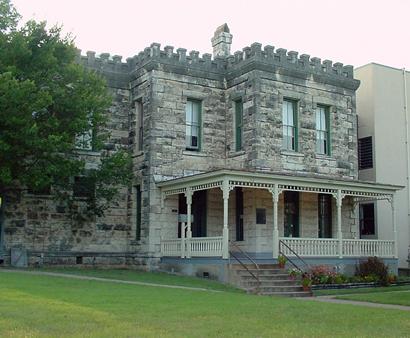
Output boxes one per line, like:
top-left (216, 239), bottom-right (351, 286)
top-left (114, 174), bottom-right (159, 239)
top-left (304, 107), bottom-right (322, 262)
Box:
top-left (76, 49), bottom-right (130, 74)
top-left (75, 33), bottom-right (358, 89)
top-left (227, 42), bottom-right (354, 79)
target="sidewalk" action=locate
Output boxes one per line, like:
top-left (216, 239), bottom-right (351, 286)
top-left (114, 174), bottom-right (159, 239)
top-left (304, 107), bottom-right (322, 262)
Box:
top-left (299, 295), bottom-right (410, 311)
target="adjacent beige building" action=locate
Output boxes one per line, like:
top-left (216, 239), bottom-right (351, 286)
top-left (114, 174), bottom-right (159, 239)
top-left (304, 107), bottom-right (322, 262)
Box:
top-left (356, 63), bottom-right (410, 268)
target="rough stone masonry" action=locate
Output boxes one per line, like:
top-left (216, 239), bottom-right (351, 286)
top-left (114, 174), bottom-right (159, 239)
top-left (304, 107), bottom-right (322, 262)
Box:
top-left (0, 24), bottom-right (360, 269)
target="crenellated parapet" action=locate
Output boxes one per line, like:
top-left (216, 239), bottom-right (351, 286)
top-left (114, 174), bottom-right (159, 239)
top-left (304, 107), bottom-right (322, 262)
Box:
top-left (75, 39), bottom-right (359, 90)
top-left (226, 42), bottom-right (354, 80)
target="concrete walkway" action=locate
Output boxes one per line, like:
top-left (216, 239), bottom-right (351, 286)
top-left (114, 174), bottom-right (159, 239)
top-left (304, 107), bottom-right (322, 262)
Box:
top-left (299, 295), bottom-right (410, 311)
top-left (0, 268), bottom-right (221, 293)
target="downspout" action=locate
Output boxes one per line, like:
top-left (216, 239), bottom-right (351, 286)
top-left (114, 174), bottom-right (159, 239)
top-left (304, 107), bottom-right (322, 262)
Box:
top-left (403, 68), bottom-right (410, 214)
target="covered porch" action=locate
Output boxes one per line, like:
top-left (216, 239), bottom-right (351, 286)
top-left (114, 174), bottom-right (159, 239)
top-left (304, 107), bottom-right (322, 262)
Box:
top-left (158, 170), bottom-right (401, 261)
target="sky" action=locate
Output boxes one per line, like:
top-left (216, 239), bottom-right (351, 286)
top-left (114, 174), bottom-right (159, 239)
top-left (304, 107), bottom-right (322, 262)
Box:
top-left (12, 0), bottom-right (410, 70)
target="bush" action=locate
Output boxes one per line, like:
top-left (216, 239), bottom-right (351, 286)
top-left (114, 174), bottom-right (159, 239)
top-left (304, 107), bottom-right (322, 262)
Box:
top-left (309, 265), bottom-right (347, 285)
top-left (355, 257), bottom-right (389, 286)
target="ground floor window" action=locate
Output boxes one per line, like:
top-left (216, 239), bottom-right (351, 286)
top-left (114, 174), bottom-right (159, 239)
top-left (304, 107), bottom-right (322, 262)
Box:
top-left (284, 191), bottom-right (299, 237)
top-left (235, 187), bottom-right (244, 241)
top-left (318, 194), bottom-right (332, 238)
top-left (360, 203), bottom-right (375, 237)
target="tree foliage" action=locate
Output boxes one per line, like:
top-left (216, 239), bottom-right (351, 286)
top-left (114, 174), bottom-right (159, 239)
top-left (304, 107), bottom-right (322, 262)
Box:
top-left (0, 0), bottom-right (132, 216)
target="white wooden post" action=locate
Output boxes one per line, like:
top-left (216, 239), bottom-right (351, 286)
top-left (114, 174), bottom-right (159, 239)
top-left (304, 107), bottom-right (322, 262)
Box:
top-left (222, 179), bottom-right (230, 259)
top-left (180, 222), bottom-right (186, 258)
top-left (390, 195), bottom-right (398, 258)
top-left (336, 189), bottom-right (343, 259)
top-left (271, 184), bottom-right (280, 259)
top-left (185, 188), bottom-right (192, 259)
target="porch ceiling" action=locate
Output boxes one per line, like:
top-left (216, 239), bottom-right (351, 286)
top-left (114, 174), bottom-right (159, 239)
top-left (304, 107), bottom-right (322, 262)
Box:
top-left (157, 169), bottom-right (403, 199)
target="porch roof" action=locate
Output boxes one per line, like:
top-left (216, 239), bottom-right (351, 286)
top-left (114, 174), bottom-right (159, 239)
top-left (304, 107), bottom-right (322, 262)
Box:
top-left (157, 169), bottom-right (403, 200)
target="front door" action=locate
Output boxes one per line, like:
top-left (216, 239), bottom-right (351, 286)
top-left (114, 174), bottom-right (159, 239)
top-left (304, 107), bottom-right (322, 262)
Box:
top-left (284, 191), bottom-right (299, 237)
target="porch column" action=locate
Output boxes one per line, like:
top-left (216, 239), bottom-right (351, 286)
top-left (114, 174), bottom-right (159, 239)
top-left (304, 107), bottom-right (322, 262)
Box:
top-left (390, 195), bottom-right (398, 258)
top-left (222, 179), bottom-right (230, 259)
top-left (336, 189), bottom-right (343, 259)
top-left (185, 188), bottom-right (193, 259)
top-left (271, 184), bottom-right (280, 259)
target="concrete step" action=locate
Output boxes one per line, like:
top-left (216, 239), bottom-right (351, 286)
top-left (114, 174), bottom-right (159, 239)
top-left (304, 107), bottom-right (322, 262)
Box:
top-left (240, 279), bottom-right (301, 287)
top-left (234, 268), bottom-right (287, 276)
top-left (236, 270), bottom-right (290, 280)
top-left (256, 285), bottom-right (306, 293)
top-left (230, 263), bottom-right (280, 270)
top-left (260, 291), bottom-right (312, 297)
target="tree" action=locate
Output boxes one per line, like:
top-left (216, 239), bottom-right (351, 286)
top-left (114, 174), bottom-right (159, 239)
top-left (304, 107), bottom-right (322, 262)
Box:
top-left (0, 0), bottom-right (132, 218)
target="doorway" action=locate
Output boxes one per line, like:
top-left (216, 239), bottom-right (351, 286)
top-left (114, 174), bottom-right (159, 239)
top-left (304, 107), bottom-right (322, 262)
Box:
top-left (178, 190), bottom-right (207, 238)
top-left (284, 191), bottom-right (299, 237)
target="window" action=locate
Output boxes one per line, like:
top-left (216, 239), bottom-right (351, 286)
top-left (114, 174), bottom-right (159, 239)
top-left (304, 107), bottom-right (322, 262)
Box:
top-left (235, 100), bottom-right (243, 151)
top-left (360, 203), bottom-right (375, 237)
top-left (316, 105), bottom-right (330, 155)
top-left (136, 100), bottom-right (143, 152)
top-left (256, 208), bottom-right (266, 224)
top-left (185, 99), bottom-right (201, 150)
top-left (136, 185), bottom-right (142, 240)
top-left (282, 99), bottom-right (297, 151)
top-left (358, 136), bottom-right (373, 169)
top-left (75, 115), bottom-right (93, 150)
top-left (73, 176), bottom-right (95, 198)
top-left (318, 194), bottom-right (332, 238)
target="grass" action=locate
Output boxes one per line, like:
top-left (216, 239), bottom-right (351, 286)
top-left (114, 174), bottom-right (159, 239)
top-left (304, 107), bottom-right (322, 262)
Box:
top-left (1, 270), bottom-right (410, 337)
top-left (29, 266), bottom-right (240, 292)
top-left (314, 284), bottom-right (410, 296)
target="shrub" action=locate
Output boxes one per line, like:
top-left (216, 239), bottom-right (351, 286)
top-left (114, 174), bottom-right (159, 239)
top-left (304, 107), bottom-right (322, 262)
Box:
top-left (355, 257), bottom-right (389, 286)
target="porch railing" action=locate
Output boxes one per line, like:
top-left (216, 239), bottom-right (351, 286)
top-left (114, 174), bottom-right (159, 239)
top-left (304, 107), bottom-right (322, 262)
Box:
top-left (161, 239), bottom-right (182, 257)
top-left (342, 239), bottom-right (395, 257)
top-left (280, 237), bottom-right (395, 258)
top-left (161, 236), bottom-right (223, 257)
top-left (189, 237), bottom-right (223, 257)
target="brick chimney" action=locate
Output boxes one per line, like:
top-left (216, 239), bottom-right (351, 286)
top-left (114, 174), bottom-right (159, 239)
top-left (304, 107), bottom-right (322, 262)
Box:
top-left (211, 23), bottom-right (233, 58)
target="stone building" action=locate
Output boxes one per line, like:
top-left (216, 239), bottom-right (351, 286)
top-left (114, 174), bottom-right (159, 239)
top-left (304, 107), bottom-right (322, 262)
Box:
top-left (0, 25), bottom-right (402, 280)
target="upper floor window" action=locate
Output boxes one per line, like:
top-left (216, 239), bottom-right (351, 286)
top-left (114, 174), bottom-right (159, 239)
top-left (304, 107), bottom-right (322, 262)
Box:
top-left (358, 136), bottom-right (373, 170)
top-left (316, 105), bottom-right (330, 155)
top-left (235, 99), bottom-right (243, 151)
top-left (282, 99), bottom-right (298, 151)
top-left (135, 100), bottom-right (143, 152)
top-left (186, 99), bottom-right (201, 150)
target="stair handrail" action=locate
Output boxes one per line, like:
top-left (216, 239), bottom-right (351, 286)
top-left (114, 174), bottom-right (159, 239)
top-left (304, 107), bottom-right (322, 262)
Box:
top-left (279, 239), bottom-right (311, 274)
top-left (229, 241), bottom-right (260, 292)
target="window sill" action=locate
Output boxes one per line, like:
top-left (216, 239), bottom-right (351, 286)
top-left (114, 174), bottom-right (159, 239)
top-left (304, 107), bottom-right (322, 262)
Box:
top-left (281, 150), bottom-right (304, 157)
top-left (183, 150), bottom-right (207, 157)
top-left (229, 150), bottom-right (246, 158)
top-left (74, 149), bottom-right (101, 156)
top-left (315, 154), bottom-right (333, 160)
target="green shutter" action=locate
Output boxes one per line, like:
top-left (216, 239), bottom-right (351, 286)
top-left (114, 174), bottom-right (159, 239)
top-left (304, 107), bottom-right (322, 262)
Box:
top-left (197, 100), bottom-right (202, 151)
top-left (293, 101), bottom-right (298, 152)
top-left (326, 107), bottom-right (331, 156)
top-left (136, 185), bottom-right (141, 240)
top-left (235, 100), bottom-right (243, 151)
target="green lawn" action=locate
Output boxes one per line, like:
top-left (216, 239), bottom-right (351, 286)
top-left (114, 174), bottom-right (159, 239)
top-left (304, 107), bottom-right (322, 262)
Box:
top-left (1, 271), bottom-right (410, 337)
top-left (30, 267), bottom-right (240, 292)
top-left (336, 291), bottom-right (410, 307)
top-left (314, 284), bottom-right (410, 296)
